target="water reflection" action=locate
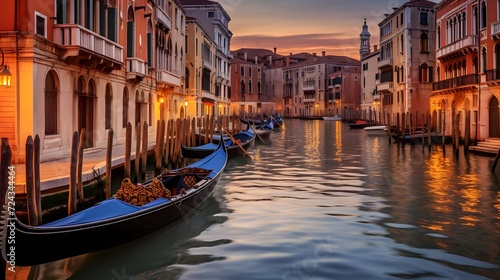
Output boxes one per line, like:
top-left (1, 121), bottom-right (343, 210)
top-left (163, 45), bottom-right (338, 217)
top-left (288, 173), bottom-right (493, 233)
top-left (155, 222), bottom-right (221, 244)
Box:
top-left (13, 119), bottom-right (500, 280)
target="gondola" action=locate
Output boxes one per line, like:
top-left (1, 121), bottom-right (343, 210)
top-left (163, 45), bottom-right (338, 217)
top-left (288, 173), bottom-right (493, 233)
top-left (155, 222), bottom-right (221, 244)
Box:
top-left (239, 116), bottom-right (272, 129)
top-left (0, 141), bottom-right (228, 266)
top-left (183, 127), bottom-right (255, 158)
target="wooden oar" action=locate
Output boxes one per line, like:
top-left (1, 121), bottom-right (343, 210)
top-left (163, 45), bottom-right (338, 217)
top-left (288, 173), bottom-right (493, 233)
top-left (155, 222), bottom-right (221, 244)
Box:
top-left (222, 128), bottom-right (253, 160)
top-left (252, 124), bottom-right (266, 143)
top-left (270, 115), bottom-right (284, 130)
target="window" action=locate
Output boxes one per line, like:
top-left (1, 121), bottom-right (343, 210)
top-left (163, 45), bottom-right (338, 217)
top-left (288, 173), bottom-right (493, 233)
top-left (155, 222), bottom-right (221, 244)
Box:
top-left (420, 33), bottom-right (429, 52)
top-left (249, 67), bottom-right (252, 77)
top-left (35, 12), bottom-right (47, 37)
top-left (481, 1), bottom-right (487, 29)
top-left (419, 64), bottom-right (434, 83)
top-left (400, 34), bottom-right (404, 53)
top-left (420, 12), bottom-right (429, 25)
top-left (123, 89), bottom-right (129, 128)
top-left (105, 85), bottom-right (112, 129)
top-left (241, 66), bottom-right (245, 76)
top-left (437, 26), bottom-right (441, 48)
top-left (248, 80), bottom-right (253, 93)
top-left (45, 72), bottom-right (58, 135)
top-left (482, 47), bottom-right (487, 73)
top-left (240, 80), bottom-right (245, 95)
top-left (208, 11), bottom-right (214, 18)
top-left (400, 12), bottom-right (403, 26)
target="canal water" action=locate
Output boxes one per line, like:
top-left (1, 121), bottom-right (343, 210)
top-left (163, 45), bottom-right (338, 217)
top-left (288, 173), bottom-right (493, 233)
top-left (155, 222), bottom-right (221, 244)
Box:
top-left (17, 119), bottom-right (500, 279)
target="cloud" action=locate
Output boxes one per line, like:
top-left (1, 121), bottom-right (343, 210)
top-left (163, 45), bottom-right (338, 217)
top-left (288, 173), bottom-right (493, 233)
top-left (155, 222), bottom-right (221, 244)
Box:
top-left (231, 33), bottom-right (377, 59)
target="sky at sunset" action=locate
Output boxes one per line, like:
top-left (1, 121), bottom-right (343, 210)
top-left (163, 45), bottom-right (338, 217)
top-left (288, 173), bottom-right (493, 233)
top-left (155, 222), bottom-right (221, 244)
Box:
top-left (219, 0), bottom-right (440, 59)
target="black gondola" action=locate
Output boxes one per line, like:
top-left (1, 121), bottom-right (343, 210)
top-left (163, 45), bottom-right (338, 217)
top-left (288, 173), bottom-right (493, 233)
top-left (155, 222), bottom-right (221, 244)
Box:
top-left (183, 127), bottom-right (255, 158)
top-left (0, 141), bottom-right (228, 266)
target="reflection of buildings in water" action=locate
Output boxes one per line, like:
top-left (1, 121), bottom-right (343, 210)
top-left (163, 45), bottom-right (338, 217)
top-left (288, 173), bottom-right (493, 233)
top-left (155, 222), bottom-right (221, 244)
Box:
top-left (304, 121), bottom-right (320, 167)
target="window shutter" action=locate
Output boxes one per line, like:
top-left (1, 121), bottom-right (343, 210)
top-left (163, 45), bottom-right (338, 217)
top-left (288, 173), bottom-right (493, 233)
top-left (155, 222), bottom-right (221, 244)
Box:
top-left (429, 67), bottom-right (434, 83)
top-left (418, 65), bottom-right (423, 83)
top-left (108, 8), bottom-right (117, 42)
top-left (127, 22), bottom-right (135, 57)
top-left (147, 33), bottom-right (153, 67)
top-left (99, 0), bottom-right (106, 37)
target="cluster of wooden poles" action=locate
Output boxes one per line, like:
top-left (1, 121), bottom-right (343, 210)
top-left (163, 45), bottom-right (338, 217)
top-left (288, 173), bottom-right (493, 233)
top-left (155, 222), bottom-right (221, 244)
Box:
top-left (0, 115), bottom-right (246, 226)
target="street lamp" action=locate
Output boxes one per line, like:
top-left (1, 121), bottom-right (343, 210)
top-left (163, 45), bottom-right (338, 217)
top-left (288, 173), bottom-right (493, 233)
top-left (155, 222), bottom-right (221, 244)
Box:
top-left (0, 48), bottom-right (11, 86)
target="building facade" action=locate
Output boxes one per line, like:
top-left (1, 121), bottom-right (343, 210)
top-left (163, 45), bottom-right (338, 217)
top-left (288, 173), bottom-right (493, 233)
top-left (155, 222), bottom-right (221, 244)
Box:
top-left (377, 0), bottom-right (436, 127)
top-left (0, 0), bottom-right (234, 163)
top-left (327, 67), bottom-right (362, 118)
top-left (360, 19), bottom-right (382, 121)
top-left (180, 0), bottom-right (232, 116)
top-left (433, 0), bottom-right (500, 141)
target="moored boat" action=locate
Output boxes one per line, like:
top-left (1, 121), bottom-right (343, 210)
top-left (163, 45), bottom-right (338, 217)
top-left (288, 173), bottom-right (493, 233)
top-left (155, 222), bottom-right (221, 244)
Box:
top-left (0, 141), bottom-right (228, 266)
top-left (184, 127), bottom-right (255, 158)
top-left (348, 120), bottom-right (375, 129)
top-left (322, 115), bottom-right (342, 121)
top-left (363, 125), bottom-right (389, 136)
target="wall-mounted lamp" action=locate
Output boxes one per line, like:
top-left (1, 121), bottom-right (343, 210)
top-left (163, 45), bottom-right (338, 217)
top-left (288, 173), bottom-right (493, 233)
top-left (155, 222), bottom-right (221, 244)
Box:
top-left (158, 96), bottom-right (165, 103)
top-left (0, 48), bottom-right (11, 87)
top-left (184, 101), bottom-right (188, 106)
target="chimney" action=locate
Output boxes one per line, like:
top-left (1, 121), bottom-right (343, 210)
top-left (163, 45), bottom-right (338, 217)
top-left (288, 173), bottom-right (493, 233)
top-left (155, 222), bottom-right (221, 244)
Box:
top-left (244, 53), bottom-right (247, 61)
top-left (313, 53), bottom-right (317, 57)
top-left (374, 45), bottom-right (378, 51)
top-left (268, 55), bottom-right (272, 65)
top-left (255, 56), bottom-right (258, 64)
top-left (322, 51), bottom-right (326, 57)
top-left (274, 47), bottom-right (277, 54)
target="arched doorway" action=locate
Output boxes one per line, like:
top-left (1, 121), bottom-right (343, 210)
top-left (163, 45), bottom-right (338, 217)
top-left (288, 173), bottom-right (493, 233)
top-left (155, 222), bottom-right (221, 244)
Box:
top-left (489, 96), bottom-right (500, 138)
top-left (77, 77), bottom-right (95, 148)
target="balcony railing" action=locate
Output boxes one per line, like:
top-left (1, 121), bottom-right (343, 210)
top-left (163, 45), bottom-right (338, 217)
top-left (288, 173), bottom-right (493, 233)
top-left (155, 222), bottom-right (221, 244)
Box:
top-left (485, 69), bottom-right (500, 81)
top-left (303, 85), bottom-right (315, 91)
top-left (126, 58), bottom-right (147, 80)
top-left (157, 70), bottom-right (181, 86)
top-left (436, 35), bottom-right (478, 59)
top-left (432, 74), bottom-right (478, 91)
top-left (155, 6), bottom-right (172, 30)
top-left (53, 24), bottom-right (123, 64)
top-left (377, 57), bottom-right (392, 68)
top-left (377, 82), bottom-right (393, 92)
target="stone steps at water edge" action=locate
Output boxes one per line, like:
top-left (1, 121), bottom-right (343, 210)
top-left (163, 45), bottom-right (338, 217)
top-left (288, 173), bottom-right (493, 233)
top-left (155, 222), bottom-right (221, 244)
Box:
top-left (469, 138), bottom-right (500, 155)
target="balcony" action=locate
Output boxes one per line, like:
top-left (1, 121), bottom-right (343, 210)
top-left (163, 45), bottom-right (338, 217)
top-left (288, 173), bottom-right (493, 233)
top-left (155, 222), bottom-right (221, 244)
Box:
top-left (126, 58), bottom-right (147, 81)
top-left (53, 24), bottom-right (123, 72)
top-left (157, 70), bottom-right (181, 87)
top-left (432, 74), bottom-right (478, 91)
top-left (155, 6), bottom-right (172, 31)
top-left (303, 85), bottom-right (315, 91)
top-left (377, 82), bottom-right (393, 93)
top-left (377, 57), bottom-right (392, 69)
top-left (203, 59), bottom-right (212, 69)
top-left (484, 69), bottom-right (500, 85)
top-left (436, 35), bottom-right (478, 61)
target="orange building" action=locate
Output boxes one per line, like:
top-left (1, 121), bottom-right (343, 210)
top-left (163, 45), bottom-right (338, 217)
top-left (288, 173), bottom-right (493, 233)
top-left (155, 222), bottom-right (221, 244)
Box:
top-left (0, 0), bottom-right (188, 163)
top-left (433, 0), bottom-right (500, 140)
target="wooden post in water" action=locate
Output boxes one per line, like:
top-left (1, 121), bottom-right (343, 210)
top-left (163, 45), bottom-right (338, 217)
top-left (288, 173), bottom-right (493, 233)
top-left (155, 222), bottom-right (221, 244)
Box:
top-left (155, 120), bottom-right (161, 175)
top-left (77, 128), bottom-right (85, 203)
top-left (124, 123), bottom-right (132, 179)
top-left (454, 114), bottom-right (460, 158)
top-left (464, 110), bottom-right (470, 154)
top-left (427, 114), bottom-right (431, 150)
top-left (68, 131), bottom-right (79, 215)
top-left (135, 122), bottom-right (141, 182)
top-left (491, 149), bottom-right (500, 172)
top-left (164, 119), bottom-right (172, 166)
top-left (25, 136), bottom-right (36, 225)
top-left (0, 143), bottom-right (10, 279)
top-left (105, 128), bottom-right (113, 198)
top-left (141, 121), bottom-right (148, 180)
top-left (34, 135), bottom-right (42, 225)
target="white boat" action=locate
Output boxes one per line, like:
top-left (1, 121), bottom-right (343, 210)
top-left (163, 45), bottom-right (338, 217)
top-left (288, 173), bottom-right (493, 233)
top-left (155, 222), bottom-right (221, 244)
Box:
top-left (363, 125), bottom-right (388, 136)
top-left (322, 115), bottom-right (342, 121)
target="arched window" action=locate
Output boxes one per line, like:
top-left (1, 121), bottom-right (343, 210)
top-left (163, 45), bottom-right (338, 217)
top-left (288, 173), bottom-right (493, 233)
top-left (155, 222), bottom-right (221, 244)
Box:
top-left (123, 88), bottom-right (129, 128)
top-left (248, 80), bottom-right (253, 93)
top-left (249, 67), bottom-right (252, 77)
top-left (461, 12), bottom-right (466, 38)
top-left (240, 79), bottom-right (245, 95)
top-left (482, 46), bottom-right (487, 73)
top-left (437, 26), bottom-right (441, 49)
top-left (105, 84), bottom-right (112, 129)
top-left (126, 6), bottom-right (135, 57)
top-left (240, 66), bottom-right (245, 76)
top-left (419, 63), bottom-right (433, 83)
top-left (257, 81), bottom-right (261, 95)
top-left (481, 1), bottom-right (487, 29)
top-left (45, 71), bottom-right (58, 135)
top-left (420, 33), bottom-right (429, 52)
